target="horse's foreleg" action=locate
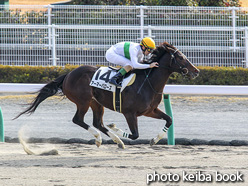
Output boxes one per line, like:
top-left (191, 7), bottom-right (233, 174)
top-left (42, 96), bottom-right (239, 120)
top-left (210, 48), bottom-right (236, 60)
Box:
top-left (107, 123), bottom-right (129, 138)
top-left (107, 130), bottom-right (125, 149)
top-left (145, 108), bottom-right (172, 146)
top-left (108, 113), bottom-right (139, 140)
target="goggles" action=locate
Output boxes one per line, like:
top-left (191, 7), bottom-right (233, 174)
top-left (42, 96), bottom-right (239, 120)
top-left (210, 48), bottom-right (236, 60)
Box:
top-left (146, 48), bottom-right (154, 53)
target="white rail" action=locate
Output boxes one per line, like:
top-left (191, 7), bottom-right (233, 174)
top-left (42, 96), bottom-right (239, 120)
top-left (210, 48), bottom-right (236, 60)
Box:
top-left (163, 85), bottom-right (248, 96)
top-left (0, 83), bottom-right (43, 93)
top-left (1, 83), bottom-right (248, 96)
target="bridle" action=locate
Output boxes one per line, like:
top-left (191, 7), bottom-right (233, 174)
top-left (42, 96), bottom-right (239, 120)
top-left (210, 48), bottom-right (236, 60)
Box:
top-left (137, 47), bottom-right (190, 95)
top-left (160, 48), bottom-right (189, 76)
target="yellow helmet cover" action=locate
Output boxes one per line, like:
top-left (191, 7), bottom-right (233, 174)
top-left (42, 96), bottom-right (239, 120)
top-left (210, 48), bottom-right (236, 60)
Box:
top-left (141, 37), bottom-right (156, 50)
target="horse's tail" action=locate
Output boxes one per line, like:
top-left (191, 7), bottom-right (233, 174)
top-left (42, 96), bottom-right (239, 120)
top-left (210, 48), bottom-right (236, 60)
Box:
top-left (14, 74), bottom-right (67, 119)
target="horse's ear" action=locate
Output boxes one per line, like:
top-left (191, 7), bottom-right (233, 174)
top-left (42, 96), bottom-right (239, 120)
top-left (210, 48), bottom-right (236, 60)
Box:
top-left (161, 45), bottom-right (171, 53)
top-left (150, 48), bottom-right (159, 58)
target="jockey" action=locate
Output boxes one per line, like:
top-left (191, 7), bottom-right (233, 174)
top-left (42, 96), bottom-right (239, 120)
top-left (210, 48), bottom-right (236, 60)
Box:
top-left (105, 37), bottom-right (159, 87)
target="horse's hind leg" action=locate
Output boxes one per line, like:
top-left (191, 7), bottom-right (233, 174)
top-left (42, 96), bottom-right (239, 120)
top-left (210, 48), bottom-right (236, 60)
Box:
top-left (90, 99), bottom-right (125, 149)
top-left (72, 105), bottom-right (102, 147)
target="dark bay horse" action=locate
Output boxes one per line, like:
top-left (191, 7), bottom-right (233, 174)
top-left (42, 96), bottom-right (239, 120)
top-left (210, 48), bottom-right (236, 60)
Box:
top-left (16, 41), bottom-right (199, 149)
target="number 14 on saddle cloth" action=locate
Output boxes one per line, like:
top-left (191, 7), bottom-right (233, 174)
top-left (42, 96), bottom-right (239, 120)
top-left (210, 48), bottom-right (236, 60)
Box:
top-left (90, 67), bottom-right (136, 92)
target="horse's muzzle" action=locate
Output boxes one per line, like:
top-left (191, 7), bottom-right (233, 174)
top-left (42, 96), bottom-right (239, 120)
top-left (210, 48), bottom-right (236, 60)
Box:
top-left (184, 67), bottom-right (199, 79)
top-left (190, 68), bottom-right (200, 79)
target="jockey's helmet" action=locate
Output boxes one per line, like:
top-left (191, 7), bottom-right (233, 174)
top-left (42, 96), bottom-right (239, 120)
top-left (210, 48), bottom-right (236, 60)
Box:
top-left (140, 37), bottom-right (156, 52)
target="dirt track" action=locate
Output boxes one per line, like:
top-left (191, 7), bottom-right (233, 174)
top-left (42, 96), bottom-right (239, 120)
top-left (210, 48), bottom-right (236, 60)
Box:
top-left (1, 94), bottom-right (248, 186)
top-left (1, 94), bottom-right (248, 141)
top-left (0, 143), bottom-right (248, 186)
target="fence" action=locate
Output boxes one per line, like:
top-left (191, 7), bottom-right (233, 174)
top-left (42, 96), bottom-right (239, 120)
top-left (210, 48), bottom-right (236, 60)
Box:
top-left (1, 5), bottom-right (248, 67)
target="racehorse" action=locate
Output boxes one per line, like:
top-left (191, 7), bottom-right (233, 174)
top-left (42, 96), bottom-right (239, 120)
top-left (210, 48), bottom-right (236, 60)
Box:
top-left (15, 41), bottom-right (199, 149)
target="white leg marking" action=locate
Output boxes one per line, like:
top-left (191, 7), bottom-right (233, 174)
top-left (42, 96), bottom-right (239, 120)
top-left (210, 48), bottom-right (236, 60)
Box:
top-left (107, 123), bottom-right (129, 139)
top-left (107, 131), bottom-right (125, 149)
top-left (88, 127), bottom-right (102, 147)
top-left (150, 126), bottom-right (168, 146)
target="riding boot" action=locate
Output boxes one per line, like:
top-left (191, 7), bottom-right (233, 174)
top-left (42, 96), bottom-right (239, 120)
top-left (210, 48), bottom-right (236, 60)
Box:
top-left (109, 72), bottom-right (123, 87)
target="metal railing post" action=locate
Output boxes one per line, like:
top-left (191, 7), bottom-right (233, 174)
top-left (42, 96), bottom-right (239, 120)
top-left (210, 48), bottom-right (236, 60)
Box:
top-left (147, 25), bottom-right (153, 38)
top-left (0, 107), bottom-right (4, 142)
top-left (137, 5), bottom-right (147, 40)
top-left (163, 94), bottom-right (175, 145)
top-left (44, 5), bottom-right (54, 50)
top-left (241, 27), bottom-right (248, 68)
top-left (229, 7), bottom-right (239, 52)
top-left (49, 24), bottom-right (59, 66)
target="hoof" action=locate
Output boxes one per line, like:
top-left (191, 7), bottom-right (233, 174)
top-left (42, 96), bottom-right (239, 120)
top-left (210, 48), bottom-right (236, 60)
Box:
top-left (95, 140), bottom-right (102, 148)
top-left (107, 123), bottom-right (116, 129)
top-left (118, 142), bottom-right (125, 149)
top-left (150, 138), bottom-right (156, 146)
top-left (95, 136), bottom-right (102, 148)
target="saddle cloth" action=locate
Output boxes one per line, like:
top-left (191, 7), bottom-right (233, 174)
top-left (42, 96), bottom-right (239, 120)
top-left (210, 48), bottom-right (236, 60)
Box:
top-left (89, 67), bottom-right (136, 92)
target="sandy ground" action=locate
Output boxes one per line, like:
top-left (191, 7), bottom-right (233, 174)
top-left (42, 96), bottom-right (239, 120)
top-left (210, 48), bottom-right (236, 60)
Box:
top-left (0, 143), bottom-right (247, 186)
top-left (1, 94), bottom-right (248, 141)
top-left (1, 94), bottom-right (248, 185)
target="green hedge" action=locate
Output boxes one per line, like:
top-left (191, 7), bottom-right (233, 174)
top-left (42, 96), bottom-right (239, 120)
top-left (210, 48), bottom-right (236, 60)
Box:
top-left (168, 66), bottom-right (248, 85)
top-left (0, 65), bottom-right (78, 83)
top-left (0, 65), bottom-right (248, 85)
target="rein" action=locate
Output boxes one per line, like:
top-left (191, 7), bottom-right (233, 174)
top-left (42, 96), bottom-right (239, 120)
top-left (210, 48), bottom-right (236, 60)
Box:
top-left (137, 68), bottom-right (163, 95)
top-left (137, 47), bottom-right (188, 95)
top-left (137, 68), bottom-right (152, 94)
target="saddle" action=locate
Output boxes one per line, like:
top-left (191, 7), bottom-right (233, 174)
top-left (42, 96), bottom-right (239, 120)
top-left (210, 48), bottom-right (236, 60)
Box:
top-left (90, 66), bottom-right (136, 113)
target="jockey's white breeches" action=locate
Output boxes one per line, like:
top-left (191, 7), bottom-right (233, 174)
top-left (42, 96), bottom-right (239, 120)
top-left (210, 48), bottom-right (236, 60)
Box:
top-left (105, 46), bottom-right (131, 67)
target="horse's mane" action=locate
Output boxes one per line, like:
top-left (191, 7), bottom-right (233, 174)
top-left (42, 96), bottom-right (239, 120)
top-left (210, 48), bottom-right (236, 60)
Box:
top-left (132, 42), bottom-right (176, 75)
top-left (149, 41), bottom-right (177, 63)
